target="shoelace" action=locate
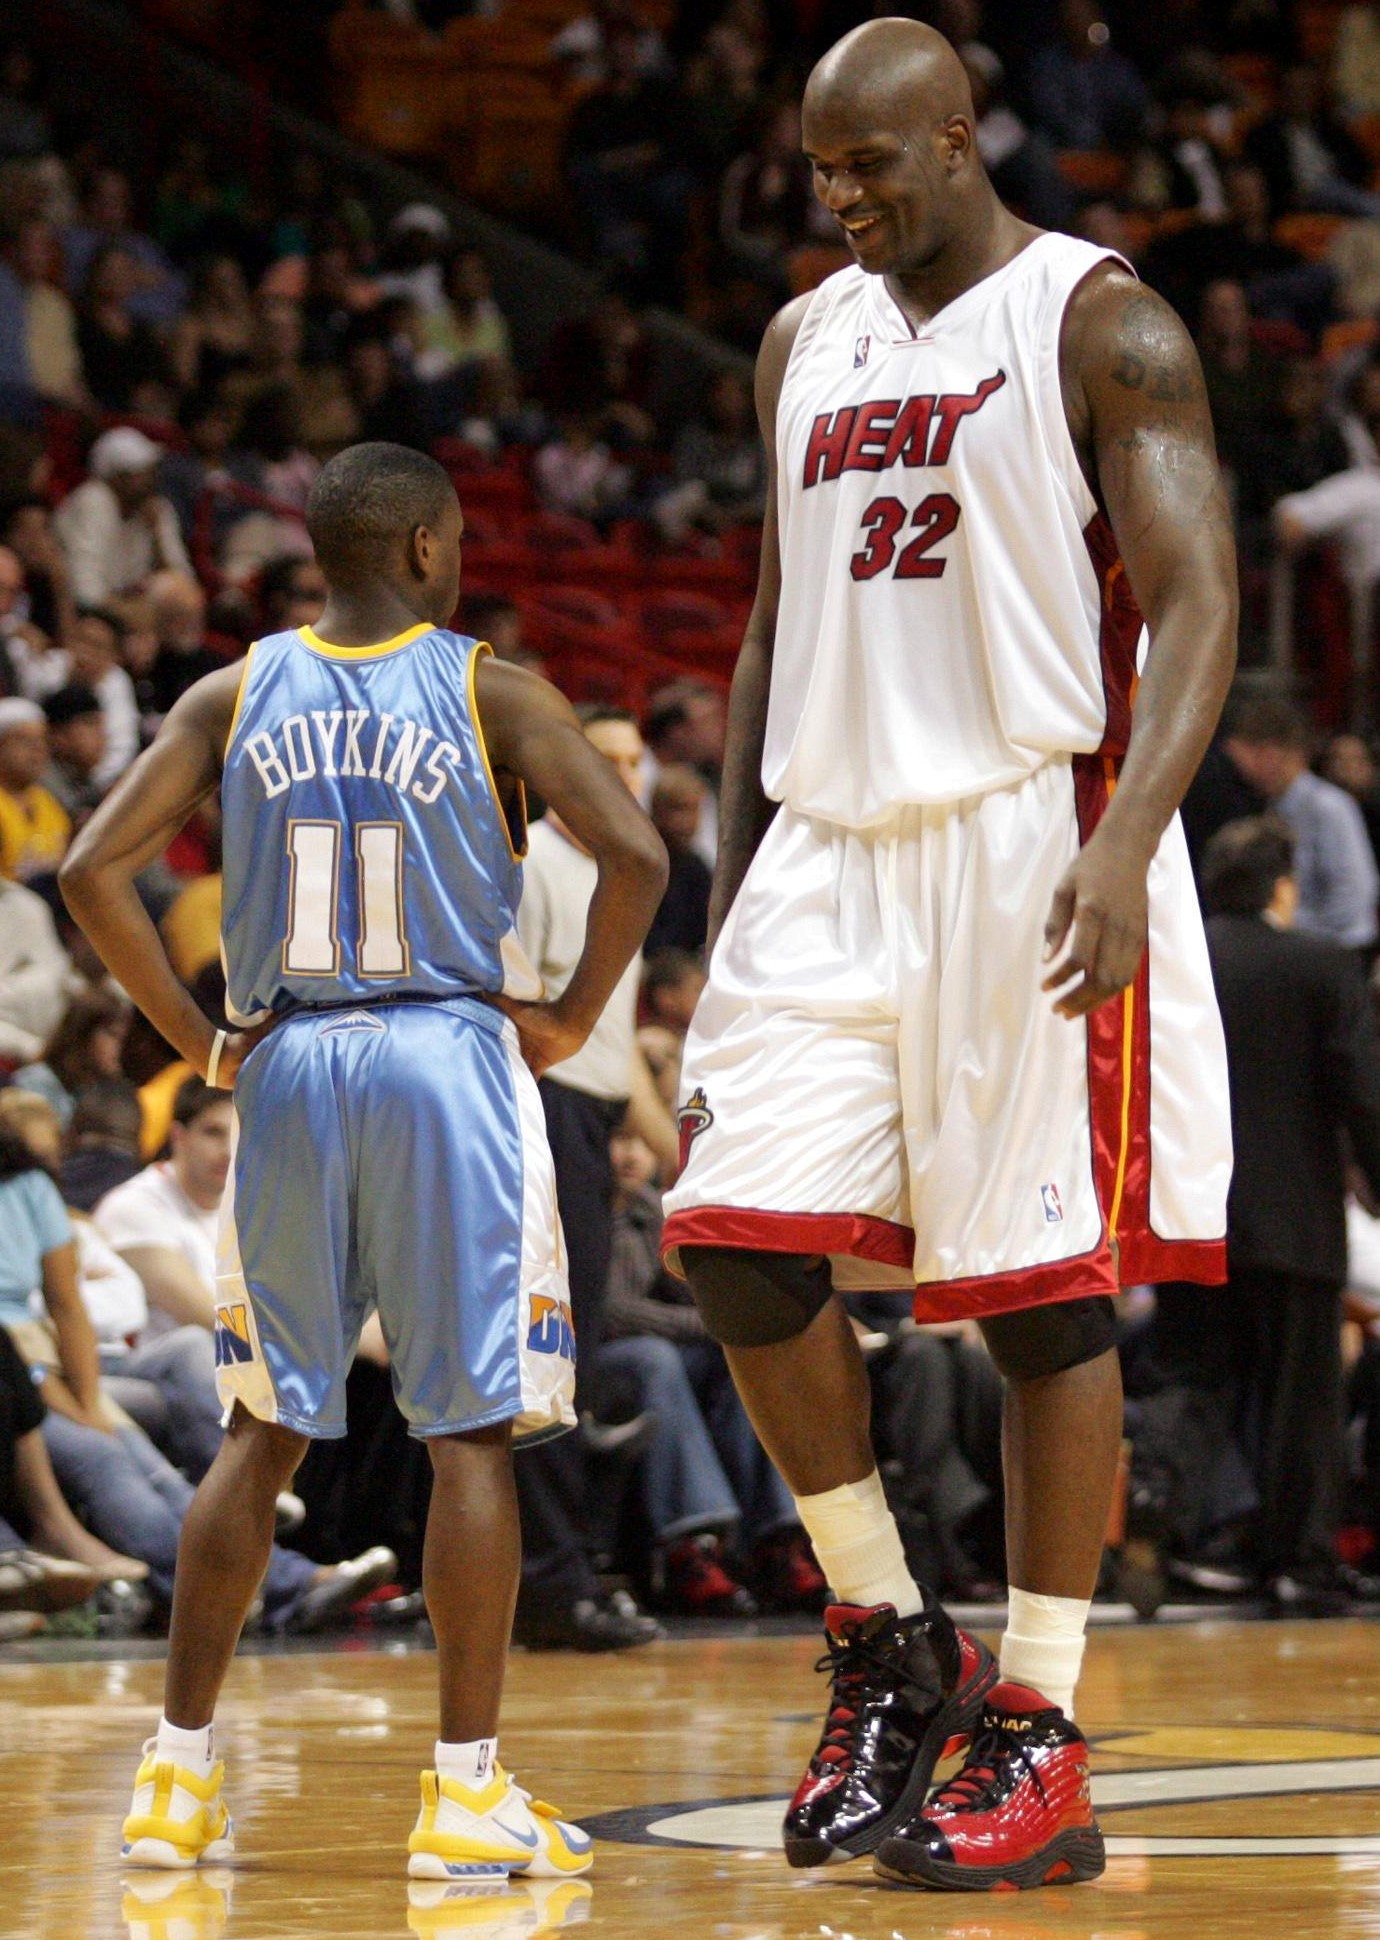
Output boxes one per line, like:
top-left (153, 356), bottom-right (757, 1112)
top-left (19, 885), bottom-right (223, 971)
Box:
top-left (809, 1621), bottom-right (930, 1772)
top-left (929, 1721), bottom-right (1048, 1815)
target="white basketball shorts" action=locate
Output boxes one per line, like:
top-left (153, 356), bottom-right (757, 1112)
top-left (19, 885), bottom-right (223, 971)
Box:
top-left (661, 755), bottom-right (1231, 1321)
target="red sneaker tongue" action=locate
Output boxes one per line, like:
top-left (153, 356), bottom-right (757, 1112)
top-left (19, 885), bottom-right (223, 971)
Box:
top-left (986, 1680), bottom-right (1055, 1715)
top-left (824, 1601), bottom-right (895, 1638)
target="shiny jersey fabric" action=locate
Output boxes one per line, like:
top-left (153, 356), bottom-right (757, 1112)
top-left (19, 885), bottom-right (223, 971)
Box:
top-left (221, 624), bottom-right (537, 1023)
top-left (765, 235), bottom-right (1140, 825)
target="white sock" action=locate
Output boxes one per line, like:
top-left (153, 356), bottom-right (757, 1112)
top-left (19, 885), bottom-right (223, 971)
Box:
top-left (435, 1736), bottom-right (498, 1789)
top-left (793, 1471), bottom-right (923, 1617)
top-left (155, 1716), bottom-right (215, 1780)
top-left (999, 1587), bottom-right (1090, 1716)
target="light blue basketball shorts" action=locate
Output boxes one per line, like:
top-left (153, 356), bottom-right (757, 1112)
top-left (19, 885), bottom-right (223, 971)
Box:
top-left (212, 996), bottom-right (576, 1442)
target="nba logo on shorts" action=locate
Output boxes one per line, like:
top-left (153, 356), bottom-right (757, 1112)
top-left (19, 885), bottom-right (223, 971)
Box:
top-left (853, 334), bottom-right (871, 368)
top-left (1040, 1182), bottom-right (1064, 1224)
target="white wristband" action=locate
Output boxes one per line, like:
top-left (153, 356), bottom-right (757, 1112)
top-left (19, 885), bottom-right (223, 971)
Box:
top-left (205, 1029), bottom-right (229, 1090)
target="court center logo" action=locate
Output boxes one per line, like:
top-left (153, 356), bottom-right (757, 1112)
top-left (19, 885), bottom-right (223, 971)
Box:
top-left (581, 1723), bottom-right (1380, 1861)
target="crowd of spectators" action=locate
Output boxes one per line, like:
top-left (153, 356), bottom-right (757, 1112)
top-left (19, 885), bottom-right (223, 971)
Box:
top-left (11, 0), bottom-right (1380, 1645)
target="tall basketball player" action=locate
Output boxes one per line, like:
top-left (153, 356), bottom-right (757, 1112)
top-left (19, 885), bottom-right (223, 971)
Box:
top-left (60, 443), bottom-right (667, 1877)
top-left (661, 20), bottom-right (1236, 1893)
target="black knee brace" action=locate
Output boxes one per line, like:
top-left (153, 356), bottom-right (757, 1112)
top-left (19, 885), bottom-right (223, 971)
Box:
top-left (979, 1296), bottom-right (1117, 1381)
top-left (679, 1246), bottom-right (835, 1347)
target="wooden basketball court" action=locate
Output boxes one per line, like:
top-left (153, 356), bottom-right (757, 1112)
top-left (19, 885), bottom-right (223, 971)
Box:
top-left (3, 1615), bottom-right (1380, 1939)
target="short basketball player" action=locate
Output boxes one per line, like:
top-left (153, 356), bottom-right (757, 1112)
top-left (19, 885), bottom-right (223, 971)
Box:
top-left (660, 21), bottom-right (1236, 1892)
top-left (60, 443), bottom-right (667, 1877)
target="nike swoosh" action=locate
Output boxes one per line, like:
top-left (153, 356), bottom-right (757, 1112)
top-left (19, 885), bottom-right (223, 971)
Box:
top-left (491, 1816), bottom-right (539, 1849)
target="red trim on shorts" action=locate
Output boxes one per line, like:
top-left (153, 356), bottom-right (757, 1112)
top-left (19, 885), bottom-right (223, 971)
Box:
top-left (1085, 510), bottom-right (1143, 760)
top-left (1073, 753), bottom-right (1227, 1290)
top-left (911, 1240), bottom-right (1121, 1322)
top-left (661, 1206), bottom-right (914, 1272)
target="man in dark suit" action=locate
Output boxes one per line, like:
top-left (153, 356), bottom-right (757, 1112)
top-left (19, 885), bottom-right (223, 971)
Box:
top-left (1156, 814), bottom-right (1380, 1611)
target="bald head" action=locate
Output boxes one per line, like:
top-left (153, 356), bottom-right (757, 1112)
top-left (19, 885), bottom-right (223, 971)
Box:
top-left (802, 18), bottom-right (990, 282)
top-left (805, 18), bottom-right (974, 132)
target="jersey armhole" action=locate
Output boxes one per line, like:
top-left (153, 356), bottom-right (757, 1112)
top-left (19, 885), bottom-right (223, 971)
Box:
top-left (222, 641), bottom-right (259, 764)
top-left (467, 640), bottom-right (529, 862)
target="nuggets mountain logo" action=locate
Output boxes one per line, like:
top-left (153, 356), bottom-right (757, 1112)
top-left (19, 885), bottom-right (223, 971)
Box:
top-left (677, 1088), bottom-right (714, 1172)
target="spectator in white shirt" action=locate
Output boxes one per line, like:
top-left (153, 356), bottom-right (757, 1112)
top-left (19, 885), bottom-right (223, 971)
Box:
top-left (52, 427), bottom-right (190, 621)
top-left (0, 873), bottom-right (71, 1062)
top-left (94, 1076), bottom-right (228, 1336)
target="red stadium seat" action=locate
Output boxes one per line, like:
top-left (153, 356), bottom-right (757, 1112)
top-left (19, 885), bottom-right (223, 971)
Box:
top-left (529, 586), bottom-right (624, 630)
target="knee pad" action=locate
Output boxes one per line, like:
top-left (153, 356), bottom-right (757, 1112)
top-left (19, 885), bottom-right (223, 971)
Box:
top-left (679, 1246), bottom-right (834, 1348)
top-left (979, 1296), bottom-right (1117, 1382)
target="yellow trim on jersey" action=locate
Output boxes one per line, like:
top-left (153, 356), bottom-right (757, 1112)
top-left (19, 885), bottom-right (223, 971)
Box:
top-left (467, 640), bottom-right (529, 862)
top-left (224, 641), bottom-right (258, 758)
top-left (298, 621), bottom-right (433, 661)
top-left (1107, 988), bottom-right (1135, 1241)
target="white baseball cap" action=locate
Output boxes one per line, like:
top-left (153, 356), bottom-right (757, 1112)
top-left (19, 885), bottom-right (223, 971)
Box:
top-left (0, 697), bottom-right (44, 738)
top-left (89, 426), bottom-right (164, 479)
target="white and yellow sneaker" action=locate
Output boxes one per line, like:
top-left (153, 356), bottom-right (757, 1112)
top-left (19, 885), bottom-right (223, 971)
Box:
top-left (406, 1876), bottom-right (593, 1937)
top-left (120, 1741), bottom-right (234, 1869)
top-left (407, 1766), bottom-right (593, 1881)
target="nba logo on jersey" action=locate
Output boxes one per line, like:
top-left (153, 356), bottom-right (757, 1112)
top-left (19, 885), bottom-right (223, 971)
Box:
top-left (853, 334), bottom-right (871, 368)
top-left (1040, 1183), bottom-right (1064, 1224)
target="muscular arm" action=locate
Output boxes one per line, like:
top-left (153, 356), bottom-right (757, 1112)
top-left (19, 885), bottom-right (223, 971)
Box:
top-left (475, 657), bottom-right (668, 1074)
top-left (59, 665), bottom-right (249, 1078)
top-left (1045, 271), bottom-right (1238, 1017)
top-left (708, 294), bottom-right (812, 948)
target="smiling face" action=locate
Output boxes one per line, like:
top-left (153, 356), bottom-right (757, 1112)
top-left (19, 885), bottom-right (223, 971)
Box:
top-left (801, 23), bottom-right (977, 281)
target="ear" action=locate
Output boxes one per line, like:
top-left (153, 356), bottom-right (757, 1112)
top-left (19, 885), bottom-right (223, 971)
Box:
top-left (406, 522), bottom-right (431, 581)
top-left (940, 115), bottom-right (973, 170)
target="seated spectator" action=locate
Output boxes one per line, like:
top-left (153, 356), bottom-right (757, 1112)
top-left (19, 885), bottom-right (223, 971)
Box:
top-left (1131, 60), bottom-right (1233, 218)
top-left (143, 570), bottom-right (223, 722)
top-left (642, 948), bottom-right (707, 1034)
top-left (463, 592), bottom-right (546, 676)
top-left (11, 987), bottom-right (127, 1127)
top-left (258, 552), bottom-right (327, 635)
top-left (168, 252), bottom-right (256, 395)
top-left (0, 868), bottom-right (70, 1061)
top-left (61, 165), bottom-right (185, 329)
top-left (4, 216), bottom-right (85, 407)
top-left (1244, 63), bottom-right (1380, 224)
top-left (541, 286), bottom-right (657, 448)
top-left (1223, 698), bottom-right (1379, 950)
top-left (1322, 732), bottom-right (1380, 868)
top-left (418, 248), bottom-right (511, 378)
top-left (533, 410), bottom-right (635, 525)
top-left (598, 1126), bottom-right (826, 1615)
top-left (660, 369), bottom-right (766, 542)
top-left (1025, 0), bottom-right (1149, 151)
top-left (53, 428), bottom-right (192, 619)
top-left (552, 1), bottom-right (669, 87)
top-left (0, 695), bottom-right (68, 886)
top-left (0, 538), bottom-right (56, 699)
top-left (41, 682), bottom-right (106, 820)
top-left (3, 498), bottom-right (76, 652)
top-left (1197, 280), bottom-right (1286, 496)
top-left (718, 98), bottom-right (820, 305)
top-left (0, 41), bottom-right (52, 163)
top-left (637, 1023), bottom-right (682, 1114)
top-left (564, 24), bottom-right (693, 292)
top-left (1236, 354), bottom-right (1350, 532)
top-left (0, 1113), bottom-right (393, 1630)
top-left (0, 1323), bottom-right (145, 1613)
top-left (645, 766), bottom-right (712, 957)
top-left (343, 320), bottom-right (433, 451)
top-left (960, 41), bottom-right (1075, 232)
top-left (75, 244), bottom-right (172, 415)
top-left (1143, 163), bottom-right (1337, 344)
top-left (65, 608), bottom-right (139, 789)
top-left (93, 1076), bottom-right (227, 1335)
top-left (158, 385), bottom-right (255, 558)
top-left (376, 202), bottom-right (453, 320)
top-left (644, 678), bottom-right (724, 871)
top-left (59, 1078), bottom-right (143, 1212)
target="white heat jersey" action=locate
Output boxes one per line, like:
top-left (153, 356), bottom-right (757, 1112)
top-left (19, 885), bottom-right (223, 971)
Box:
top-left (765, 234), bottom-right (1141, 825)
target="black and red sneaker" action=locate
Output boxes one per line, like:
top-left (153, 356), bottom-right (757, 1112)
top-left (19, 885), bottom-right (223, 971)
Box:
top-left (782, 1595), bottom-right (997, 1868)
top-left (873, 1681), bottom-right (1105, 1892)
top-left (659, 1534), bottom-right (758, 1617)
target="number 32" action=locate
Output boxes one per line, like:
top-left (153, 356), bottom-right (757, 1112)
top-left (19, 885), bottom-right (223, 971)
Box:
top-left (850, 493), bottom-right (960, 582)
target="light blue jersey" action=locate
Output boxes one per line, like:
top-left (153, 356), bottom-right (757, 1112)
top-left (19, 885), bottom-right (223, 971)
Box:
top-left (220, 622), bottom-right (536, 1024)
top-left (210, 621), bottom-right (575, 1444)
